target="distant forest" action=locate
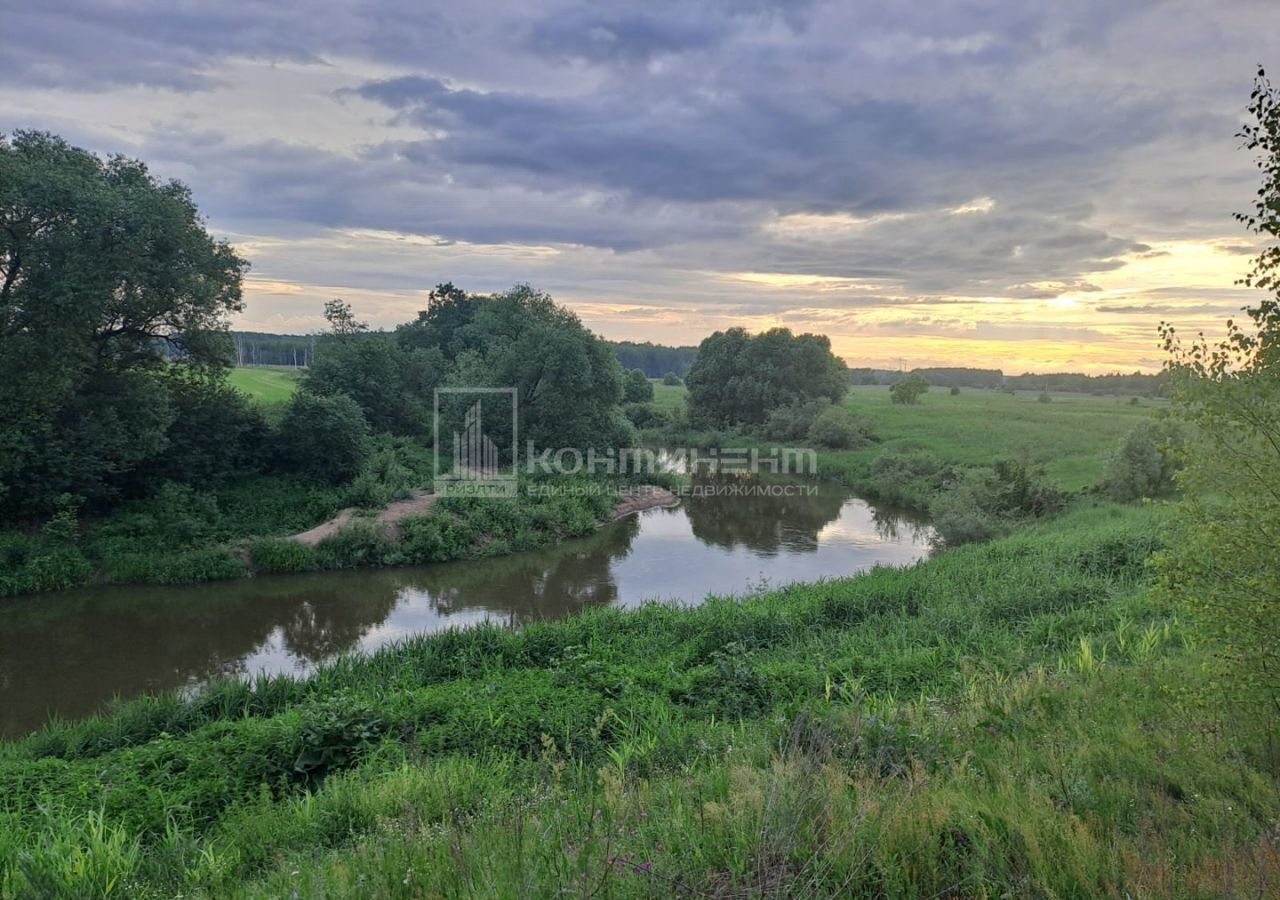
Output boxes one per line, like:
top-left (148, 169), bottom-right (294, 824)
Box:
top-left (849, 366), bottom-right (1167, 396)
top-left (231, 332), bottom-right (699, 378)
top-left (232, 332), bottom-right (1164, 396)
top-left (610, 341), bottom-right (700, 377)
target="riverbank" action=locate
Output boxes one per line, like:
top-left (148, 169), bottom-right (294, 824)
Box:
top-left (2, 501), bottom-right (1274, 896)
top-left (0, 476), bottom-right (681, 597)
top-left (0, 387), bottom-right (1152, 598)
top-left (288, 484), bottom-right (677, 546)
top-left (0, 484), bottom-right (927, 735)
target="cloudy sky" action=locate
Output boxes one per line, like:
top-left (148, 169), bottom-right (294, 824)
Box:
top-left (3, 1), bottom-right (1277, 372)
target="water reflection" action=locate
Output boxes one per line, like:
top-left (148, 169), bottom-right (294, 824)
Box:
top-left (0, 481), bottom-right (930, 736)
top-left (683, 480), bottom-right (848, 554)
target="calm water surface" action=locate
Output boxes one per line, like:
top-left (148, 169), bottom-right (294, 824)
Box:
top-left (0, 482), bottom-right (931, 736)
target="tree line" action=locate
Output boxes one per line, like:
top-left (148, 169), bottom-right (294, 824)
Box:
top-left (848, 366), bottom-right (1168, 396)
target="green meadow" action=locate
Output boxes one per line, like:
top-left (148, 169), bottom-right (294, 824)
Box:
top-left (840, 386), bottom-right (1166, 491)
top-left (226, 366), bottom-right (303, 407)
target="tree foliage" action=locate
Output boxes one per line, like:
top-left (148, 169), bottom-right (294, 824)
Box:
top-left (1100, 419), bottom-right (1184, 501)
top-left (623, 368), bottom-right (655, 403)
top-left (303, 331), bottom-right (442, 435)
top-left (1157, 68), bottom-right (1280, 707)
top-left (931, 460), bottom-right (1065, 546)
top-left (611, 340), bottom-right (698, 378)
top-left (0, 131), bottom-right (248, 519)
top-left (890, 373), bottom-right (929, 405)
top-left (277, 392), bottom-right (371, 484)
top-left (685, 327), bottom-right (847, 427)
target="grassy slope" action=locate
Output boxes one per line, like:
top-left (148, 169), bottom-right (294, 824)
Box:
top-left (1, 503), bottom-right (1276, 897)
top-left (226, 366), bottom-right (302, 407)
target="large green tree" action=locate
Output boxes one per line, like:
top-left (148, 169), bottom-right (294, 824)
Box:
top-left (1158, 68), bottom-right (1280, 709)
top-left (302, 299), bottom-right (443, 435)
top-left (457, 285), bottom-right (630, 452)
top-left (685, 327), bottom-right (848, 428)
top-left (0, 132), bottom-right (248, 519)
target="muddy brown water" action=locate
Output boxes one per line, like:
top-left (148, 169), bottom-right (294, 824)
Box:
top-left (0, 482), bottom-right (932, 737)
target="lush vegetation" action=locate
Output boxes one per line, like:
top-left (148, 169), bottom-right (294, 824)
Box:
top-left (5, 68), bottom-right (1280, 896)
top-left (0, 131), bottom-right (251, 522)
top-left (1154, 67), bottom-right (1280, 712)
top-left (1, 504), bottom-right (1275, 897)
top-left (640, 381), bottom-right (1163, 545)
top-left (889, 373), bottom-right (928, 405)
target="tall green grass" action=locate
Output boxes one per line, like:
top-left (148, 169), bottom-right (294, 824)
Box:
top-left (4, 502), bottom-right (1272, 897)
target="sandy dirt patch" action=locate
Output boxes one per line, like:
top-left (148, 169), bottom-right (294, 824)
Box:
top-left (289, 484), bottom-right (677, 546)
top-left (291, 489), bottom-right (436, 546)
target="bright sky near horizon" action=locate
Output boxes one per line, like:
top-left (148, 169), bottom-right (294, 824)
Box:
top-left (3, 2), bottom-right (1278, 373)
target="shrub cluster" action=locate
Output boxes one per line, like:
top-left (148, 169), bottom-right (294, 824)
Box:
top-left (931, 460), bottom-right (1067, 546)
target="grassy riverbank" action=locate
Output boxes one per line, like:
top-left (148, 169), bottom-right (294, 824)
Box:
top-left (0, 472), bottom-right (657, 596)
top-left (1, 502), bottom-right (1275, 897)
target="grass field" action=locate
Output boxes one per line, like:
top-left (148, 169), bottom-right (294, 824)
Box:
top-left (227, 366), bottom-right (302, 406)
top-left (650, 379), bottom-right (688, 414)
top-left (645, 382), bottom-right (1159, 494)
top-left (1, 503), bottom-right (1275, 897)
top-left (842, 386), bottom-right (1165, 491)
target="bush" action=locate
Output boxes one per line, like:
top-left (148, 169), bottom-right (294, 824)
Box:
top-left (949, 386), bottom-right (961, 396)
top-left (807, 406), bottom-right (875, 449)
top-left (622, 368), bottom-right (655, 403)
top-left (661, 372), bottom-right (683, 386)
top-left (102, 547), bottom-right (244, 584)
top-left (342, 437), bottom-right (423, 509)
top-left (929, 484), bottom-right (1003, 545)
top-left (864, 446), bottom-right (952, 507)
top-left (622, 402), bottom-right (671, 430)
top-left (399, 512), bottom-right (475, 563)
top-left (0, 548), bottom-right (94, 595)
top-left (760, 398), bottom-right (830, 441)
top-left (277, 391), bottom-right (371, 484)
top-left (1100, 420), bottom-right (1184, 501)
top-left (931, 460), bottom-right (1066, 546)
top-left (249, 539), bottom-right (316, 574)
top-left (1038, 391), bottom-right (1052, 403)
top-left (314, 521), bottom-right (394, 569)
top-left (890, 374), bottom-right (929, 405)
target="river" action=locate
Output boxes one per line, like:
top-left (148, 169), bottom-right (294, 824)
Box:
top-left (0, 481), bottom-right (931, 737)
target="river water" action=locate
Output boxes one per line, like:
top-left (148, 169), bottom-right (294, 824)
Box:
top-left (0, 481), bottom-right (931, 737)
